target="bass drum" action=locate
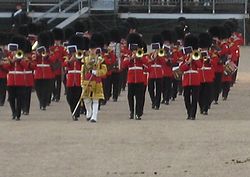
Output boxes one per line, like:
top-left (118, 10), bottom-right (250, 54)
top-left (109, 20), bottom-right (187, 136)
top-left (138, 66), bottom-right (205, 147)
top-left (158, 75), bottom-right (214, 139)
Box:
top-left (172, 66), bottom-right (182, 80)
top-left (224, 61), bottom-right (237, 76)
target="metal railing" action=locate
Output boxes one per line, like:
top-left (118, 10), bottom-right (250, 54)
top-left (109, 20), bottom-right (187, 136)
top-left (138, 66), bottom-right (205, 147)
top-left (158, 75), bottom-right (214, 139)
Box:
top-left (118, 0), bottom-right (248, 14)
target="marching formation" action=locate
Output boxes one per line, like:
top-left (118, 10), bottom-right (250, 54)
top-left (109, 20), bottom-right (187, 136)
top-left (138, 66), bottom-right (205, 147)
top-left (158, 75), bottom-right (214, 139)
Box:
top-left (0, 17), bottom-right (243, 122)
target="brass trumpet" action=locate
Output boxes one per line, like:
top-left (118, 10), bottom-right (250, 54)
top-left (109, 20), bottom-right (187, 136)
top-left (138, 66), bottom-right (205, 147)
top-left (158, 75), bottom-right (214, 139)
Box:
top-left (15, 50), bottom-right (24, 59)
top-left (75, 50), bottom-right (84, 60)
top-left (158, 48), bottom-right (165, 57)
top-left (41, 51), bottom-right (47, 57)
top-left (136, 48), bottom-right (144, 58)
top-left (191, 50), bottom-right (201, 61)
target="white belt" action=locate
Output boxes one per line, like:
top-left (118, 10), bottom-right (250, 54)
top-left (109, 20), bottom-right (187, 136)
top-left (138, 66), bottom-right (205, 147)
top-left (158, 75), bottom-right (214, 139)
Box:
top-left (23, 71), bottom-right (33, 74)
top-left (151, 64), bottom-right (162, 68)
top-left (184, 70), bottom-right (198, 74)
top-left (128, 66), bottom-right (143, 71)
top-left (37, 64), bottom-right (50, 67)
top-left (68, 70), bottom-right (81, 74)
top-left (9, 71), bottom-right (25, 74)
top-left (201, 67), bottom-right (211, 70)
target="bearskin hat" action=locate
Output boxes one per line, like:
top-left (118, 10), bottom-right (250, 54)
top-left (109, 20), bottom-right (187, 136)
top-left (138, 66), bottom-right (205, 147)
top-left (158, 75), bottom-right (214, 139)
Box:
top-left (151, 34), bottom-right (163, 47)
top-left (64, 27), bottom-right (75, 41)
top-left (126, 17), bottom-right (139, 30)
top-left (126, 33), bottom-right (142, 48)
top-left (208, 26), bottom-right (220, 38)
top-left (118, 25), bottom-right (129, 39)
top-left (0, 32), bottom-right (9, 46)
top-left (52, 28), bottom-right (64, 41)
top-left (10, 35), bottom-right (27, 52)
top-left (198, 32), bottom-right (212, 48)
top-left (142, 41), bottom-right (147, 53)
top-left (109, 28), bottom-right (121, 43)
top-left (229, 18), bottom-right (238, 32)
top-left (38, 31), bottom-right (53, 48)
top-left (219, 25), bottom-right (231, 40)
top-left (18, 25), bottom-right (29, 37)
top-left (28, 23), bottom-right (38, 35)
top-left (224, 20), bottom-right (235, 34)
top-left (184, 34), bottom-right (198, 50)
top-left (89, 33), bottom-right (105, 49)
top-left (161, 30), bottom-right (172, 42)
top-left (24, 38), bottom-right (32, 53)
top-left (74, 20), bottom-right (86, 33)
top-left (175, 25), bottom-right (185, 40)
top-left (101, 31), bottom-right (111, 46)
top-left (178, 17), bottom-right (187, 23)
top-left (69, 35), bottom-right (89, 50)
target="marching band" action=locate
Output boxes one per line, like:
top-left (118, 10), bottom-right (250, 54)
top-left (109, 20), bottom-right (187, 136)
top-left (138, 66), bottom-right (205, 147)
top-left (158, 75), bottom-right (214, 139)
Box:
top-left (0, 17), bottom-right (243, 122)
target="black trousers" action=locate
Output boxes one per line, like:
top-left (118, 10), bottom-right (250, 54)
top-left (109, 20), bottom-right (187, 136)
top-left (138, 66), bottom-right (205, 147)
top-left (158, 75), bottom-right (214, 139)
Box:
top-left (0, 78), bottom-right (7, 106)
top-left (184, 86), bottom-right (200, 118)
top-left (121, 69), bottom-right (128, 91)
top-left (110, 72), bottom-right (121, 100)
top-left (142, 85), bottom-right (147, 114)
top-left (148, 78), bottom-right (162, 108)
top-left (162, 76), bottom-right (172, 103)
top-left (52, 75), bottom-right (62, 101)
top-left (214, 72), bottom-right (222, 102)
top-left (22, 86), bottom-right (32, 113)
top-left (199, 83), bottom-right (212, 113)
top-left (66, 86), bottom-right (82, 118)
top-left (8, 86), bottom-right (25, 118)
top-left (222, 81), bottom-right (231, 99)
top-left (171, 78), bottom-right (178, 100)
top-left (35, 79), bottom-right (52, 108)
top-left (103, 75), bottom-right (111, 101)
top-left (127, 83), bottom-right (144, 117)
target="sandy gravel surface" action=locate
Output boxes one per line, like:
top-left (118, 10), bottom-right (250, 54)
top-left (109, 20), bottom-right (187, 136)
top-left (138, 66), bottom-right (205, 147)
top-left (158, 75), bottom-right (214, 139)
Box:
top-left (1, 47), bottom-right (250, 177)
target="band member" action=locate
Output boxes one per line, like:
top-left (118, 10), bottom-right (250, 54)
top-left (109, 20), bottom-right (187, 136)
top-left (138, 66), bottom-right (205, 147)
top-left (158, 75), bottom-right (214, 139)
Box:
top-left (51, 28), bottom-right (67, 102)
top-left (174, 25), bottom-right (186, 97)
top-left (22, 39), bottom-right (35, 115)
top-left (221, 25), bottom-right (234, 100)
top-left (3, 35), bottom-right (29, 120)
top-left (122, 33), bottom-right (149, 120)
top-left (161, 30), bottom-right (174, 105)
top-left (100, 31), bottom-right (115, 105)
top-left (64, 35), bottom-right (89, 121)
top-left (82, 33), bottom-right (107, 123)
top-left (109, 28), bottom-right (122, 102)
top-left (208, 26), bottom-right (224, 105)
top-left (148, 34), bottom-right (164, 110)
top-left (224, 20), bottom-right (244, 85)
top-left (198, 33), bottom-right (214, 115)
top-left (0, 32), bottom-right (8, 106)
top-left (34, 31), bottom-right (58, 110)
top-left (179, 34), bottom-right (202, 120)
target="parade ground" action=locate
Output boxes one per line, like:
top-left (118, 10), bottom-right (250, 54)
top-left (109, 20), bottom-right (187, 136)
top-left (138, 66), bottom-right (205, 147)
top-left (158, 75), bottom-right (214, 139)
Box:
top-left (1, 47), bottom-right (250, 177)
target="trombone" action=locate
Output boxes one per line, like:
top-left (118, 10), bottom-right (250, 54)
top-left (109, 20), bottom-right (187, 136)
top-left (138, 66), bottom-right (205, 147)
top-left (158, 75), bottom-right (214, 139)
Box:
top-left (75, 50), bottom-right (84, 60)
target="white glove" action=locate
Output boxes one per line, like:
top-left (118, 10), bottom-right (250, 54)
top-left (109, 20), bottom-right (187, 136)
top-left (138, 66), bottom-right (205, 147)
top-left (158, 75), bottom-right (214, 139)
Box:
top-left (91, 70), bottom-right (97, 75)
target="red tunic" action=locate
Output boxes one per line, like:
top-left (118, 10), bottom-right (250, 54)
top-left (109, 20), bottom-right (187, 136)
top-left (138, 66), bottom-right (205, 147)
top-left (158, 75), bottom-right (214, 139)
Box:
top-left (63, 59), bottom-right (82, 87)
top-left (122, 55), bottom-right (149, 84)
top-left (179, 55), bottom-right (202, 87)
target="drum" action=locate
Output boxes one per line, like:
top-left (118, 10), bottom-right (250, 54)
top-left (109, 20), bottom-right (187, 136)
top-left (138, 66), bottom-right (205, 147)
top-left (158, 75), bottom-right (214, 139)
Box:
top-left (172, 66), bottom-right (182, 80)
top-left (224, 61), bottom-right (237, 76)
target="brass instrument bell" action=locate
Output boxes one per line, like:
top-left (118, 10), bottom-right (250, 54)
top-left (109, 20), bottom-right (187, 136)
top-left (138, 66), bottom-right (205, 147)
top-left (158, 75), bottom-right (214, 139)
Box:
top-left (136, 48), bottom-right (144, 58)
top-left (158, 48), bottom-right (165, 57)
top-left (75, 50), bottom-right (84, 60)
top-left (15, 50), bottom-right (24, 59)
top-left (191, 50), bottom-right (201, 61)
